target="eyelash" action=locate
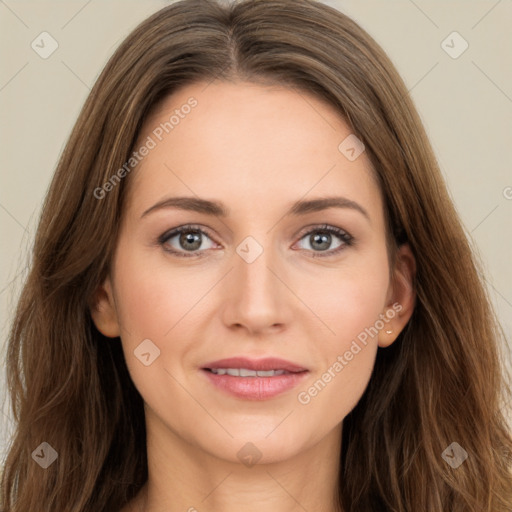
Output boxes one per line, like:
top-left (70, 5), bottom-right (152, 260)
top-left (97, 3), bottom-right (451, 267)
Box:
top-left (157, 223), bottom-right (354, 259)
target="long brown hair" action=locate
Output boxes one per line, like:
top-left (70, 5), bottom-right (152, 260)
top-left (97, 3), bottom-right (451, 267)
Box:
top-left (1, 0), bottom-right (511, 510)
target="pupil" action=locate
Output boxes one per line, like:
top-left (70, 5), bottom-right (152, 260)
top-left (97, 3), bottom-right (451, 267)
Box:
top-left (312, 232), bottom-right (330, 251)
top-left (180, 231), bottom-right (201, 250)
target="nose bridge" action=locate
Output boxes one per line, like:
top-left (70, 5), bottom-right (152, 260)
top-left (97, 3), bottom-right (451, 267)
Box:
top-left (235, 233), bottom-right (279, 302)
top-left (222, 231), bottom-right (290, 332)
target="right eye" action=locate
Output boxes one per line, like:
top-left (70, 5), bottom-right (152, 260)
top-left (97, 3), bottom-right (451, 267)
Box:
top-left (158, 224), bottom-right (218, 257)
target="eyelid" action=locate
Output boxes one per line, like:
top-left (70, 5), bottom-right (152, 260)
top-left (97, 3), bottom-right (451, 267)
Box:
top-left (158, 223), bottom-right (215, 243)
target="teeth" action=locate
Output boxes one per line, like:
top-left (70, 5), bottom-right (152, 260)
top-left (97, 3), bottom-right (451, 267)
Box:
top-left (210, 368), bottom-right (288, 377)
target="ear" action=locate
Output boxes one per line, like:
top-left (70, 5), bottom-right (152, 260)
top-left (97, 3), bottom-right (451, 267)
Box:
top-left (378, 243), bottom-right (416, 348)
top-left (89, 276), bottom-right (121, 338)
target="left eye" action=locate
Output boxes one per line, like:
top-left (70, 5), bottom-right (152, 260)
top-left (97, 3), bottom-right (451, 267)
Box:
top-left (294, 225), bottom-right (353, 257)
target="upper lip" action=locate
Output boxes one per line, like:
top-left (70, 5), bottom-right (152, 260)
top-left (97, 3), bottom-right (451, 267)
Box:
top-left (202, 357), bottom-right (308, 373)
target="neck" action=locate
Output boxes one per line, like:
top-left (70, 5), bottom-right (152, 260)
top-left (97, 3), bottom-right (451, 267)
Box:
top-left (132, 412), bottom-right (344, 512)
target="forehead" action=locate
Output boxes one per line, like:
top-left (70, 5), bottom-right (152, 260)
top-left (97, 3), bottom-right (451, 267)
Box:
top-left (125, 80), bottom-right (382, 223)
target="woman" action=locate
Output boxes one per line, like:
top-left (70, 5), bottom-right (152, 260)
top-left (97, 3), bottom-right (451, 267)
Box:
top-left (1, 0), bottom-right (511, 510)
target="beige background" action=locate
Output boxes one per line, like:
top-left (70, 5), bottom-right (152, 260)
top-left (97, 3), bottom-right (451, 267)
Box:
top-left (1, 0), bottom-right (511, 458)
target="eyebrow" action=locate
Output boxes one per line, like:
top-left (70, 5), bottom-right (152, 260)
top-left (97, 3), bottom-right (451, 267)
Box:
top-left (140, 195), bottom-right (370, 222)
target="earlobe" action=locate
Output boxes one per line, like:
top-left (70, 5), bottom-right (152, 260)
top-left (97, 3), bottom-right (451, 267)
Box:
top-left (378, 243), bottom-right (416, 348)
top-left (89, 276), bottom-right (121, 338)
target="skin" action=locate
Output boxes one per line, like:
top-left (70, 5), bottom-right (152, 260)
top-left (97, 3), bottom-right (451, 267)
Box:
top-left (91, 80), bottom-right (416, 512)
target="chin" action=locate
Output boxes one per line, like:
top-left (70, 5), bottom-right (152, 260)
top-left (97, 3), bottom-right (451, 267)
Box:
top-left (206, 429), bottom-right (308, 465)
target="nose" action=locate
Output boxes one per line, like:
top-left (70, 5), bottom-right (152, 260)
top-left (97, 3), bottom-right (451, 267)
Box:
top-left (220, 240), bottom-right (293, 336)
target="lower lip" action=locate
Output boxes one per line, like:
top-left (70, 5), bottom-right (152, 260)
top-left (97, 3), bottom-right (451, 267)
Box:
top-left (202, 369), bottom-right (309, 400)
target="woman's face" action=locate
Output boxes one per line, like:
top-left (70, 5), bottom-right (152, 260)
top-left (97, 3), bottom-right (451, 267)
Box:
top-left (92, 80), bottom-right (415, 465)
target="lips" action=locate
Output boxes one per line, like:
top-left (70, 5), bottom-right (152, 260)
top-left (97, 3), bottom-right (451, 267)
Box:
top-left (202, 356), bottom-right (308, 373)
top-left (201, 356), bottom-right (309, 400)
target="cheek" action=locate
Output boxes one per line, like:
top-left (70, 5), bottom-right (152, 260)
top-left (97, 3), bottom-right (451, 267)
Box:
top-left (111, 250), bottom-right (203, 404)
top-left (112, 248), bottom-right (209, 341)
top-left (296, 277), bottom-right (386, 424)
top-left (297, 252), bottom-right (389, 410)
top-left (305, 255), bottom-right (390, 342)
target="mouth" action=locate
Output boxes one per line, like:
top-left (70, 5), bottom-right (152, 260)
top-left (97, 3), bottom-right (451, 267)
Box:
top-left (202, 356), bottom-right (308, 373)
top-left (201, 357), bottom-right (309, 400)
top-left (205, 368), bottom-right (294, 377)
